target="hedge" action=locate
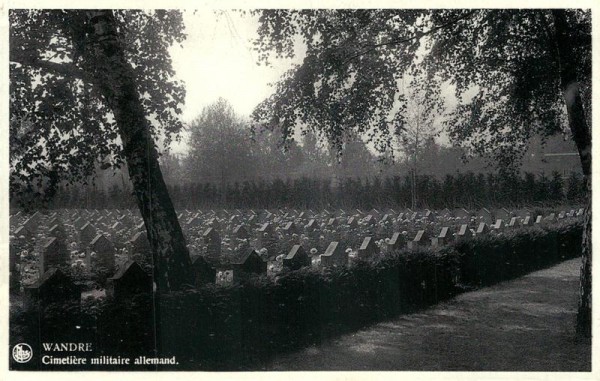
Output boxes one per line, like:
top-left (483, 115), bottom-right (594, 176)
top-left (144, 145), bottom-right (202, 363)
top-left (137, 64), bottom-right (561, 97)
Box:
top-left (10, 220), bottom-right (583, 370)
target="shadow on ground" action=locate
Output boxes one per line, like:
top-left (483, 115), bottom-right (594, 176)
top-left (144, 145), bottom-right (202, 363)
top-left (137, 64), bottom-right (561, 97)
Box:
top-left (261, 258), bottom-right (591, 371)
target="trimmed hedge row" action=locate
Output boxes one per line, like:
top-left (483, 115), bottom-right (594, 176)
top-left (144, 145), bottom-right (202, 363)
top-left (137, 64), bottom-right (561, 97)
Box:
top-left (10, 220), bottom-right (583, 370)
top-left (158, 220), bottom-right (583, 369)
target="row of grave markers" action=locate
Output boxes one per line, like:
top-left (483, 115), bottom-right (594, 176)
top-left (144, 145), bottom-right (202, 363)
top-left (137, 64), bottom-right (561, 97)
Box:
top-left (10, 207), bottom-right (584, 297)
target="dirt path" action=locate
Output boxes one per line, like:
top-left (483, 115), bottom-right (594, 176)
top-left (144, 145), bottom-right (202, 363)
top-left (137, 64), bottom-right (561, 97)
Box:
top-left (262, 258), bottom-right (591, 371)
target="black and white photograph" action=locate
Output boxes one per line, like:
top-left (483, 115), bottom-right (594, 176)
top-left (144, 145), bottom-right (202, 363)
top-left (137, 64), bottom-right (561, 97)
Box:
top-left (3, 2), bottom-right (596, 376)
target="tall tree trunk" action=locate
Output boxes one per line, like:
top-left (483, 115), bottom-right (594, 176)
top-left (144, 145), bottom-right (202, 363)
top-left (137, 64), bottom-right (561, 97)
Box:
top-left (551, 9), bottom-right (592, 338)
top-left (82, 10), bottom-right (194, 292)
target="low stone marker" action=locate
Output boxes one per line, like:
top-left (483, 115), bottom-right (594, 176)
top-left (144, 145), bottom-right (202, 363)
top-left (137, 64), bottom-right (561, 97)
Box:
top-left (388, 232), bottom-right (405, 251)
top-left (283, 245), bottom-right (311, 270)
top-left (40, 237), bottom-right (69, 274)
top-left (79, 222), bottom-right (97, 246)
top-left (130, 231), bottom-right (152, 258)
top-left (106, 261), bottom-right (153, 299)
top-left (456, 224), bottom-right (473, 240)
top-left (407, 230), bottom-right (429, 249)
top-left (192, 256), bottom-right (216, 287)
top-left (26, 268), bottom-right (80, 306)
top-left (203, 227), bottom-right (221, 256)
top-left (476, 222), bottom-right (489, 235)
top-left (321, 242), bottom-right (348, 267)
top-left (88, 234), bottom-right (116, 271)
top-left (432, 227), bottom-right (449, 246)
top-left (357, 236), bottom-right (379, 259)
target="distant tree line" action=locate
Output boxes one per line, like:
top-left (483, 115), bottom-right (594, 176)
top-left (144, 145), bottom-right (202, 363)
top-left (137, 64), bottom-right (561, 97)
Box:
top-left (38, 170), bottom-right (586, 211)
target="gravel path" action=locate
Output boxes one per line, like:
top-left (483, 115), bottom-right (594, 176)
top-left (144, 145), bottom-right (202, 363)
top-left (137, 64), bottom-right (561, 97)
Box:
top-left (262, 258), bottom-right (591, 371)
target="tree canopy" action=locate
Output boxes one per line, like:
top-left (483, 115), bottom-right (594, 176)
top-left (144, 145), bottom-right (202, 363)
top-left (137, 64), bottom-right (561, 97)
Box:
top-left (250, 9), bottom-right (591, 171)
top-left (10, 9), bottom-right (187, 202)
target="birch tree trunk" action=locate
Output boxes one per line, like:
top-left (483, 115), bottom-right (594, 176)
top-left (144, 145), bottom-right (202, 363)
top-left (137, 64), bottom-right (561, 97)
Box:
top-left (83, 10), bottom-right (194, 292)
top-left (552, 9), bottom-right (592, 338)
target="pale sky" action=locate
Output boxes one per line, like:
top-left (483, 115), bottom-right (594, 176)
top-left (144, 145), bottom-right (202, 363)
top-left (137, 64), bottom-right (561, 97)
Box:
top-left (169, 10), bottom-right (302, 123)
top-left (166, 9), bottom-right (457, 154)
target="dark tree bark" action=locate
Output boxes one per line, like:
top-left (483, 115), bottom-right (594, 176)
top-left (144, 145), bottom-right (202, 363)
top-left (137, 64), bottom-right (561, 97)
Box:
top-left (551, 9), bottom-right (592, 338)
top-left (81, 10), bottom-right (194, 292)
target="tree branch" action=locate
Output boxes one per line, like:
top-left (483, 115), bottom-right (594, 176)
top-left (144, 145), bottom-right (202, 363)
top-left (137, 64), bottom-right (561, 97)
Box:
top-left (10, 48), bottom-right (91, 82)
top-left (342, 10), bottom-right (479, 65)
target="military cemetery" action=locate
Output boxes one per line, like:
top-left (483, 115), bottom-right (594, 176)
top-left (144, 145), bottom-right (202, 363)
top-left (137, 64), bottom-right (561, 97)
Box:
top-left (7, 6), bottom-right (591, 375)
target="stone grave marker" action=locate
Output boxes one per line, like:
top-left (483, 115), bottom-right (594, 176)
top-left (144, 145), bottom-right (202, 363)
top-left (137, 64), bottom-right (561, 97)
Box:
top-left (72, 217), bottom-right (85, 230)
top-left (454, 208), bottom-right (470, 220)
top-left (40, 237), bottom-right (69, 274)
top-left (208, 218), bottom-right (221, 230)
top-left (283, 245), bottom-right (311, 270)
top-left (106, 261), bottom-right (153, 299)
top-left (456, 224), bottom-right (473, 240)
top-left (48, 224), bottom-right (67, 241)
top-left (388, 232), bottom-right (405, 251)
top-left (495, 208), bottom-right (512, 221)
top-left (492, 219), bottom-right (504, 230)
top-left (305, 219), bottom-right (316, 232)
top-left (432, 227), bottom-right (449, 246)
top-left (233, 224), bottom-right (250, 240)
top-left (14, 225), bottom-right (34, 240)
top-left (283, 222), bottom-right (299, 235)
top-left (130, 231), bottom-right (152, 259)
top-left (26, 268), bottom-right (80, 306)
top-left (363, 215), bottom-right (376, 225)
top-left (424, 210), bottom-right (436, 221)
top-left (476, 222), bottom-right (490, 235)
top-left (227, 249), bottom-right (267, 275)
top-left (321, 242), bottom-right (348, 267)
top-left (192, 256), bottom-right (216, 287)
top-left (203, 227), bottom-right (221, 257)
top-left (478, 208), bottom-right (494, 224)
top-left (136, 221), bottom-right (145, 232)
top-left (110, 221), bottom-right (123, 231)
top-left (88, 234), bottom-right (116, 271)
top-left (407, 230), bottom-right (429, 249)
top-left (357, 236), bottom-right (379, 259)
top-left (79, 222), bottom-right (97, 246)
top-left (347, 217), bottom-right (358, 228)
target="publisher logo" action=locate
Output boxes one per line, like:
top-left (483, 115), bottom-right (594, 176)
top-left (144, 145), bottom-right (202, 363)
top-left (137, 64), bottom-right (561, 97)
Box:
top-left (12, 343), bottom-right (33, 363)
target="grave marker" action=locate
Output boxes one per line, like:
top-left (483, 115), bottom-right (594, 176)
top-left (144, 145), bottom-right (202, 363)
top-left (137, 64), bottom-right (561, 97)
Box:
top-left (357, 236), bottom-right (379, 259)
top-left (203, 227), bottom-right (221, 256)
top-left (407, 230), bottom-right (429, 249)
top-left (106, 261), bottom-right (153, 299)
top-left (283, 245), bottom-right (311, 270)
top-left (192, 256), bottom-right (216, 287)
top-left (388, 232), bottom-right (405, 251)
top-left (26, 268), bottom-right (80, 306)
top-left (321, 242), bottom-right (348, 267)
top-left (88, 234), bottom-right (116, 271)
top-left (476, 222), bottom-right (489, 235)
top-left (432, 227), bottom-right (450, 246)
top-left (40, 237), bottom-right (69, 274)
